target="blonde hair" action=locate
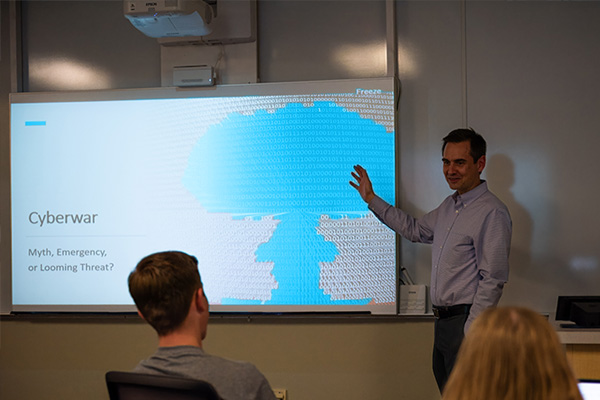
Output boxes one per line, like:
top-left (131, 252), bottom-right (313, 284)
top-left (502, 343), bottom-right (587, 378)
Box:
top-left (442, 307), bottom-right (582, 400)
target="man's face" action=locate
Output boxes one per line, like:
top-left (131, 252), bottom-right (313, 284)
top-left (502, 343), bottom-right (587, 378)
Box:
top-left (442, 141), bottom-right (485, 195)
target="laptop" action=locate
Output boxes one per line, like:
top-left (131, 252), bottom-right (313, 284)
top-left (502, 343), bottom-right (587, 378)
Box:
top-left (579, 380), bottom-right (600, 400)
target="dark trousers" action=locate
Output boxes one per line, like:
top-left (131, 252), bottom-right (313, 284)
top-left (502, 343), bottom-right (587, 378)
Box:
top-left (432, 313), bottom-right (468, 393)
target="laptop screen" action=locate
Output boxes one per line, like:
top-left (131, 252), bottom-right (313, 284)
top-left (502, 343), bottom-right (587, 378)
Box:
top-left (579, 380), bottom-right (600, 400)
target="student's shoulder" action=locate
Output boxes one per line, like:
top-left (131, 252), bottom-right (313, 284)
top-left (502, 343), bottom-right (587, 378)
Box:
top-left (206, 353), bottom-right (264, 375)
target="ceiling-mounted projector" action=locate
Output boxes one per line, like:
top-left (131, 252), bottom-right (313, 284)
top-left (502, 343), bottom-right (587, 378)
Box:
top-left (124, 0), bottom-right (213, 38)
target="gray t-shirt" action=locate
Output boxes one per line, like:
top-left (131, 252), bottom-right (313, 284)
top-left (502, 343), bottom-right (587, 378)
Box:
top-left (134, 346), bottom-right (276, 400)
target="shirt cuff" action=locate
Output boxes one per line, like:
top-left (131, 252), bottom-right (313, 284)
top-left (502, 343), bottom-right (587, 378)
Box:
top-left (368, 195), bottom-right (390, 215)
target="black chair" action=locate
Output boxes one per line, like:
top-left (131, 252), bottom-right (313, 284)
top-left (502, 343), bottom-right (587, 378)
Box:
top-left (106, 371), bottom-right (222, 400)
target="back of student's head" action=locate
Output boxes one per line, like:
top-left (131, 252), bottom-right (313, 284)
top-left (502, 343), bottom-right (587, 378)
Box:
top-left (128, 251), bottom-right (202, 336)
top-left (442, 306), bottom-right (583, 400)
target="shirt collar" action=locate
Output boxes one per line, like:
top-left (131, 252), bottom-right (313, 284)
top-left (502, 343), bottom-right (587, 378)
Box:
top-left (452, 180), bottom-right (488, 206)
top-left (157, 345), bottom-right (205, 355)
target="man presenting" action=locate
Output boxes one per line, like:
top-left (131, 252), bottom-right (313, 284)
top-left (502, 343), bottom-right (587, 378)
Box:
top-left (350, 128), bottom-right (512, 392)
top-left (128, 250), bottom-right (277, 400)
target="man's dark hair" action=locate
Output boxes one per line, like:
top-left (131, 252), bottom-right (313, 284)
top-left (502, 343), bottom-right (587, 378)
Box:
top-left (442, 128), bottom-right (487, 163)
top-left (128, 251), bottom-right (202, 336)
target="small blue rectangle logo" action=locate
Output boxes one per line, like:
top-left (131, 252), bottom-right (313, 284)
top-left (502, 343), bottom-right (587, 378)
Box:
top-left (25, 121), bottom-right (46, 126)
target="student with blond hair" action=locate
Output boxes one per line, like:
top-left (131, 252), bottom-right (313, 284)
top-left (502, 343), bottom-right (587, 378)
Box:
top-left (442, 306), bottom-right (583, 400)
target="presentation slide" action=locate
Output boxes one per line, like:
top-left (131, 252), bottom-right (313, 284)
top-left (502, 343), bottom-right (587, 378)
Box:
top-left (10, 78), bottom-right (397, 313)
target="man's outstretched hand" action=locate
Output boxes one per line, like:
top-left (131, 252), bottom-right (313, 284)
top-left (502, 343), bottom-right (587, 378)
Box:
top-left (349, 164), bottom-right (376, 204)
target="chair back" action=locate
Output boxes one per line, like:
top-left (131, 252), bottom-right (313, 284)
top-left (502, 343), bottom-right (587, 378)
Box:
top-left (106, 371), bottom-right (221, 400)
